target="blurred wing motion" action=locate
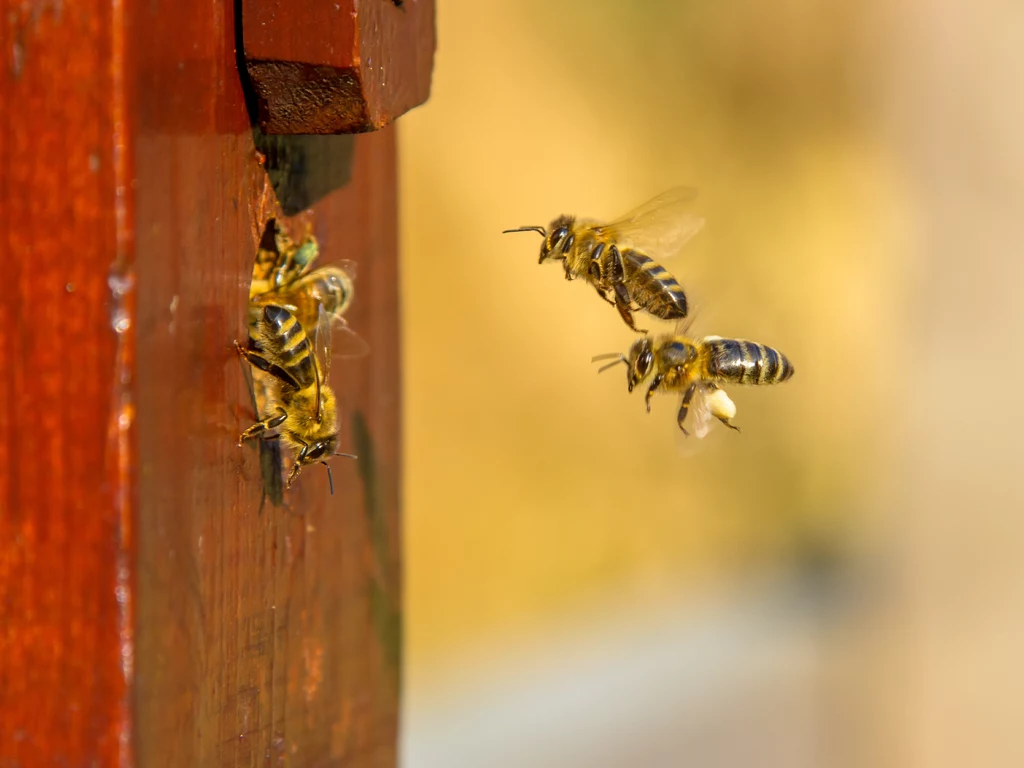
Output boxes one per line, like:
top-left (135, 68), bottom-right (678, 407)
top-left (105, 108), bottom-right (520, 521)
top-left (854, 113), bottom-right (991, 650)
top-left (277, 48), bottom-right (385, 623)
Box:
top-left (313, 300), bottom-right (369, 366)
top-left (672, 311), bottom-right (701, 340)
top-left (670, 383), bottom-right (727, 458)
top-left (307, 303), bottom-right (333, 423)
top-left (336, 258), bottom-right (358, 280)
top-left (685, 383), bottom-right (716, 440)
top-left (331, 319), bottom-right (370, 360)
top-left (596, 186), bottom-right (705, 258)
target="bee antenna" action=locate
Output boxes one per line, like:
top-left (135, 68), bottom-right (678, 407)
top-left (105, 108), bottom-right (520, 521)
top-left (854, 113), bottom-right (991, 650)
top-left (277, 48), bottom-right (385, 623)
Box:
top-left (597, 359), bottom-right (627, 374)
top-left (333, 452), bottom-right (357, 460)
top-left (502, 226), bottom-right (547, 236)
top-left (321, 461), bottom-right (334, 495)
top-left (591, 353), bottom-right (628, 373)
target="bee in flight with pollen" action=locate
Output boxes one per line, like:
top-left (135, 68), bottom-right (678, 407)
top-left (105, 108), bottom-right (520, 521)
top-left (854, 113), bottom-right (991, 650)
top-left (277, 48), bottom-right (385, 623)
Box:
top-left (593, 328), bottom-right (794, 437)
top-left (503, 188), bottom-right (705, 332)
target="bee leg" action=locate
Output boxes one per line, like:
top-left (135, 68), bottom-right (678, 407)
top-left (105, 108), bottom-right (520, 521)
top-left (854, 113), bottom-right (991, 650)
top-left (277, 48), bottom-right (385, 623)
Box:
top-left (235, 339), bottom-right (269, 367)
top-left (286, 440), bottom-right (310, 488)
top-left (592, 285), bottom-right (616, 307)
top-left (239, 407), bottom-right (287, 445)
top-left (587, 262), bottom-right (617, 306)
top-left (704, 382), bottom-right (741, 432)
top-left (286, 462), bottom-right (302, 488)
top-left (676, 383), bottom-right (697, 436)
top-left (612, 282), bottom-right (647, 334)
top-left (644, 374), bottom-right (664, 413)
top-left (604, 244), bottom-right (623, 279)
top-left (605, 247), bottom-right (648, 329)
top-left (235, 340), bottom-right (301, 390)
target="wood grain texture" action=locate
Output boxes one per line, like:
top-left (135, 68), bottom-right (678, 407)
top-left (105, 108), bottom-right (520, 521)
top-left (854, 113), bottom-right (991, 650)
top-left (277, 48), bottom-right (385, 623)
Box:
top-left (132, 0), bottom-right (403, 762)
top-left (241, 0), bottom-right (435, 134)
top-left (134, 127), bottom-right (402, 768)
top-left (0, 0), bottom-right (135, 764)
top-left (2, 0), bottom-right (404, 764)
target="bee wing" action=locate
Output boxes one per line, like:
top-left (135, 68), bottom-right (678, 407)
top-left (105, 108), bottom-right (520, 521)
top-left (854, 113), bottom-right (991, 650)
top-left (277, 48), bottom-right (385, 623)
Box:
top-left (672, 310), bottom-right (703, 339)
top-left (315, 301), bottom-right (332, 385)
top-left (331, 319), bottom-right (370, 359)
top-left (308, 302), bottom-right (332, 423)
top-left (335, 259), bottom-right (359, 281)
top-left (685, 382), bottom-right (716, 440)
top-left (596, 187), bottom-right (705, 259)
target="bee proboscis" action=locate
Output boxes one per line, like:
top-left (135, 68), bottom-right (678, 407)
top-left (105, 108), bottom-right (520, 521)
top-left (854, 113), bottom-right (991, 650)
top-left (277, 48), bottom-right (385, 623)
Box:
top-left (236, 303), bottom-right (356, 492)
top-left (503, 187), bottom-right (705, 332)
top-left (594, 331), bottom-right (794, 437)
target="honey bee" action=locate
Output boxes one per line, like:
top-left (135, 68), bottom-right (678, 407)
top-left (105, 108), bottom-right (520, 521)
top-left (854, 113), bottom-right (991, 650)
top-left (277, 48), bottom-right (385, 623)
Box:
top-left (249, 219), bottom-right (360, 338)
top-left (251, 220), bottom-right (320, 293)
top-left (594, 332), bottom-right (794, 437)
top-left (250, 264), bottom-right (359, 338)
top-left (236, 303), bottom-right (356, 492)
top-left (503, 188), bottom-right (704, 332)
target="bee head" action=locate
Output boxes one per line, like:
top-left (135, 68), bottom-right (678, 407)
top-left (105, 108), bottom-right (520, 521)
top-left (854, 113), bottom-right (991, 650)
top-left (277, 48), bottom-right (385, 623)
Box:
top-left (287, 434), bottom-right (357, 495)
top-left (303, 435), bottom-right (339, 464)
top-left (541, 216), bottom-right (575, 264)
top-left (501, 216), bottom-right (575, 263)
top-left (626, 338), bottom-right (655, 392)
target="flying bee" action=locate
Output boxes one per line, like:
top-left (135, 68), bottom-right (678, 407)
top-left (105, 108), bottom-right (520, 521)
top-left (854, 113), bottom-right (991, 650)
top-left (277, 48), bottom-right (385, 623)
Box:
top-left (594, 332), bottom-right (794, 437)
top-left (503, 188), bottom-right (705, 332)
top-left (236, 303), bottom-right (356, 492)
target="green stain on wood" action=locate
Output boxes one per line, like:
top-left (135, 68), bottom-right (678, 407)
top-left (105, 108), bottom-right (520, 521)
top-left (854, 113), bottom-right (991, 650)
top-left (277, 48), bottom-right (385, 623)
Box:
top-left (351, 410), bottom-right (402, 685)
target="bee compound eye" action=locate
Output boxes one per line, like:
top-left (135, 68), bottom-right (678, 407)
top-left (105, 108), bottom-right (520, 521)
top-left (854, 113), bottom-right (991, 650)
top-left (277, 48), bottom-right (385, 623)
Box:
top-left (639, 350), bottom-right (653, 375)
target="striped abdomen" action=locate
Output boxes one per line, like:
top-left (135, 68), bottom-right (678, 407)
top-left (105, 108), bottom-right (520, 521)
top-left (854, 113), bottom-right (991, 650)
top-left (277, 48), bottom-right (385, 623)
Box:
top-left (303, 267), bottom-right (353, 319)
top-left (257, 305), bottom-right (317, 388)
top-left (705, 338), bottom-right (794, 386)
top-left (621, 250), bottom-right (688, 319)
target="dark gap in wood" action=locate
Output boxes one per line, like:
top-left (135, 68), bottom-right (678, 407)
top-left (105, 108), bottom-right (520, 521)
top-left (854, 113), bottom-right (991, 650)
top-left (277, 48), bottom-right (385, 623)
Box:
top-left (252, 129), bottom-right (355, 215)
top-left (233, 0), bottom-right (261, 127)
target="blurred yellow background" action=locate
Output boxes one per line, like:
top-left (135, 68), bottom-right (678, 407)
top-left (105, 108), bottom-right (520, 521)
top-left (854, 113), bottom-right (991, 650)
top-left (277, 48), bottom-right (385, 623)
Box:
top-left (398, 1), bottom-right (1024, 766)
